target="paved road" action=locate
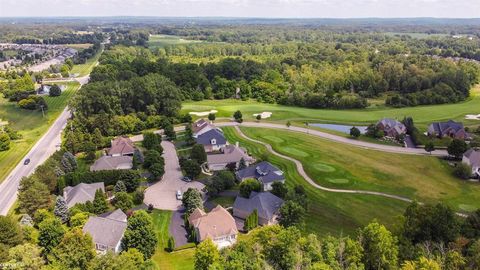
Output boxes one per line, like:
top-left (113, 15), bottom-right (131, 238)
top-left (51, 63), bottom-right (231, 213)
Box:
top-left (143, 141), bottom-right (205, 211)
top-left (0, 76), bottom-right (89, 216)
top-left (217, 122), bottom-right (448, 156)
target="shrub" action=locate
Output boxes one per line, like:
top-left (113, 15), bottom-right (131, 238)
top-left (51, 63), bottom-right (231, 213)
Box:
top-left (453, 163), bottom-right (472, 180)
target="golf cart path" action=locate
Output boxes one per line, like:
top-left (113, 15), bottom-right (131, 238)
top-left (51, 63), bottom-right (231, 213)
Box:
top-left (233, 126), bottom-right (415, 202)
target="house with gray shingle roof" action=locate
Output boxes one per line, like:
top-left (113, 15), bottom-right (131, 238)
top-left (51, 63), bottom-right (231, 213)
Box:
top-left (376, 118), bottom-right (407, 137)
top-left (428, 120), bottom-right (467, 140)
top-left (207, 145), bottom-right (254, 171)
top-left (236, 161), bottom-right (285, 191)
top-left (195, 129), bottom-right (228, 152)
top-left (233, 192), bottom-right (284, 225)
top-left (83, 209), bottom-right (128, 253)
top-left (463, 149), bottom-right (480, 178)
top-left (90, 155), bottom-right (133, 171)
top-left (108, 137), bottom-right (135, 157)
top-left (63, 182), bottom-right (105, 208)
top-left (192, 119), bottom-right (216, 138)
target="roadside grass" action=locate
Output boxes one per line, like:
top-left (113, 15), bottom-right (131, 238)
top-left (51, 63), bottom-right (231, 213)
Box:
top-left (238, 127), bottom-right (480, 213)
top-left (151, 210), bottom-right (195, 270)
top-left (182, 85), bottom-right (480, 130)
top-left (70, 44), bottom-right (103, 77)
top-left (0, 82), bottom-right (80, 183)
top-left (222, 126), bottom-right (409, 235)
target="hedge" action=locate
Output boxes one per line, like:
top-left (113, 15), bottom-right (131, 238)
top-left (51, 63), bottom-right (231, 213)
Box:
top-left (62, 170), bottom-right (141, 192)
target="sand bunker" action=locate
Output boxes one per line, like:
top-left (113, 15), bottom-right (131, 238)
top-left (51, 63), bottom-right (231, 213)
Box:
top-left (189, 110), bottom-right (218, 116)
top-left (253, 112), bottom-right (273, 119)
top-left (465, 114), bottom-right (480, 120)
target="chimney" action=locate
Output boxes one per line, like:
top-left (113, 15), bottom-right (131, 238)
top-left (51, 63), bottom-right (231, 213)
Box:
top-left (236, 142), bottom-right (239, 147)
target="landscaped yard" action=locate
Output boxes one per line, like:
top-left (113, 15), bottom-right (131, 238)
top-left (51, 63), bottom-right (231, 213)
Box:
top-left (0, 82), bottom-right (80, 182)
top-left (182, 85), bottom-right (480, 130)
top-left (236, 127), bottom-right (480, 213)
top-left (151, 210), bottom-right (195, 270)
top-left (222, 126), bottom-right (409, 235)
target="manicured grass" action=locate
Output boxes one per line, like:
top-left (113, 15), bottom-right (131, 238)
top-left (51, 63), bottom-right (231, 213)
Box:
top-left (209, 196), bottom-right (236, 208)
top-left (238, 127), bottom-right (480, 214)
top-left (0, 82), bottom-right (80, 182)
top-left (182, 85), bottom-right (480, 130)
top-left (70, 44), bottom-right (103, 77)
top-left (148, 35), bottom-right (203, 49)
top-left (151, 210), bottom-right (195, 270)
top-left (222, 127), bottom-right (409, 235)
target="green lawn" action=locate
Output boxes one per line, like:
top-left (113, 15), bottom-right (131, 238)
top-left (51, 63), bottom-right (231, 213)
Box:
top-left (237, 127), bottom-right (480, 214)
top-left (70, 44), bottom-right (104, 77)
top-left (182, 85), bottom-right (480, 130)
top-left (222, 127), bottom-right (409, 235)
top-left (0, 82), bottom-right (80, 182)
top-left (151, 210), bottom-right (195, 270)
top-left (148, 35), bottom-right (203, 49)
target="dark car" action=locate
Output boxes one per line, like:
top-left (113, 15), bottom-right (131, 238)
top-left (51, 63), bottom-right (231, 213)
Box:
top-left (24, 158), bottom-right (31, 165)
top-left (182, 176), bottom-right (192, 182)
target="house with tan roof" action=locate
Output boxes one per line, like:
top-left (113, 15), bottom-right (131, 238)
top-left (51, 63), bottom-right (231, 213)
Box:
top-left (192, 119), bottom-right (216, 138)
top-left (90, 155), bottom-right (133, 171)
top-left (376, 118), bottom-right (407, 138)
top-left (207, 144), bottom-right (254, 171)
top-left (63, 182), bottom-right (105, 208)
top-left (188, 205), bottom-right (238, 248)
top-left (108, 137), bottom-right (135, 157)
top-left (83, 209), bottom-right (128, 254)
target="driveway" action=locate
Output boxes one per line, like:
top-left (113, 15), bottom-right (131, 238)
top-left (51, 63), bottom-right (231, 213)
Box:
top-left (169, 210), bottom-right (189, 248)
top-left (144, 140), bottom-right (205, 211)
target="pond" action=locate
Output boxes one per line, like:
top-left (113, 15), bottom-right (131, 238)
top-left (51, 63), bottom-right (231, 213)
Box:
top-left (310, 123), bottom-right (368, 134)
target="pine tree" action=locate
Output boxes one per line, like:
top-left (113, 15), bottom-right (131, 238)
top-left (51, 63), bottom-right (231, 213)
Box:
top-left (61, 151), bottom-right (77, 173)
top-left (92, 128), bottom-right (103, 148)
top-left (243, 209), bottom-right (258, 232)
top-left (93, 189), bottom-right (109, 214)
top-left (54, 196), bottom-right (69, 224)
top-left (114, 181), bottom-right (127, 193)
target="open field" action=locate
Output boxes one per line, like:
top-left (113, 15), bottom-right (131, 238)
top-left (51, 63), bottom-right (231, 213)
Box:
top-left (151, 210), bottom-right (195, 270)
top-left (222, 127), bottom-right (409, 235)
top-left (0, 82), bottom-right (80, 182)
top-left (238, 127), bottom-right (480, 213)
top-left (182, 85), bottom-right (480, 130)
top-left (70, 44), bottom-right (103, 77)
top-left (65, 43), bottom-right (93, 50)
top-left (148, 35), bottom-right (203, 49)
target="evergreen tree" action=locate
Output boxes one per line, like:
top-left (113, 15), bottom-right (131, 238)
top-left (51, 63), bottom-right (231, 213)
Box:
top-left (167, 236), bottom-right (175, 252)
top-left (114, 180), bottom-right (127, 193)
top-left (238, 157), bottom-right (247, 170)
top-left (0, 132), bottom-right (11, 151)
top-left (92, 128), bottom-right (103, 148)
top-left (61, 151), bottom-right (77, 173)
top-left (244, 209), bottom-right (258, 232)
top-left (53, 196), bottom-right (69, 223)
top-left (190, 144), bottom-right (207, 164)
top-left (93, 189), bottom-right (109, 214)
top-left (185, 123), bottom-right (195, 146)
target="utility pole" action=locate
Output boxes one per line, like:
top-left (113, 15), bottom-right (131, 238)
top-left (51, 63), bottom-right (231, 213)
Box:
top-left (40, 105), bottom-right (45, 118)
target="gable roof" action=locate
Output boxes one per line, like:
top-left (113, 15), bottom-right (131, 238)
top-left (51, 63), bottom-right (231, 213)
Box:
top-left (83, 211), bottom-right (128, 250)
top-left (98, 209), bottom-right (128, 222)
top-left (192, 119), bottom-right (214, 135)
top-left (464, 149), bottom-right (480, 167)
top-left (236, 161), bottom-right (285, 184)
top-left (233, 192), bottom-right (284, 221)
top-left (188, 205), bottom-right (238, 241)
top-left (90, 156), bottom-right (133, 171)
top-left (195, 129), bottom-right (227, 146)
top-left (207, 145), bottom-right (254, 165)
top-left (108, 136), bottom-right (135, 156)
top-left (63, 182), bottom-right (105, 208)
top-left (377, 118), bottom-right (406, 135)
top-left (430, 120), bottom-right (465, 135)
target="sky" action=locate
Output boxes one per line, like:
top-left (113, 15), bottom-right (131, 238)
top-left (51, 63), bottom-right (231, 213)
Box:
top-left (0, 0), bottom-right (479, 18)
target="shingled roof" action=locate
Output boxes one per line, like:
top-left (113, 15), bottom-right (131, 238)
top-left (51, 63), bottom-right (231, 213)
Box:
top-left (63, 182), bottom-right (105, 208)
top-left (236, 161), bottom-right (284, 184)
top-left (188, 205), bottom-right (238, 242)
top-left (233, 192), bottom-right (284, 221)
top-left (90, 156), bottom-right (133, 171)
top-left (207, 145), bottom-right (254, 165)
top-left (192, 119), bottom-right (214, 135)
top-left (108, 137), bottom-right (135, 156)
top-left (464, 149), bottom-right (480, 168)
top-left (83, 210), bottom-right (128, 251)
top-left (195, 129), bottom-right (227, 146)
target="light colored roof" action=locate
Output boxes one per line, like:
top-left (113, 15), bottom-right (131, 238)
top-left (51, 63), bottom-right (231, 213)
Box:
top-left (207, 145), bottom-right (254, 165)
top-left (188, 205), bottom-right (238, 241)
top-left (63, 182), bottom-right (105, 208)
top-left (192, 119), bottom-right (214, 135)
top-left (108, 136), bottom-right (135, 156)
top-left (98, 209), bottom-right (128, 222)
top-left (90, 156), bottom-right (133, 171)
top-left (83, 211), bottom-right (128, 250)
top-left (233, 192), bottom-right (284, 221)
top-left (464, 149), bottom-right (480, 167)
top-left (236, 161), bottom-right (284, 184)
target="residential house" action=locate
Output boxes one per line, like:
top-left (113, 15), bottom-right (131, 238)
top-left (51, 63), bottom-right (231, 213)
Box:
top-left (108, 137), bottom-right (135, 157)
top-left (195, 129), bottom-right (228, 152)
top-left (233, 192), bottom-right (284, 226)
top-left (463, 149), bottom-right (480, 178)
top-left (376, 118), bottom-right (407, 137)
top-left (90, 156), bottom-right (133, 171)
top-left (428, 120), bottom-right (467, 140)
top-left (63, 182), bottom-right (105, 208)
top-left (236, 161), bottom-right (285, 191)
top-left (188, 205), bottom-right (238, 248)
top-left (207, 144), bottom-right (254, 171)
top-left (83, 209), bottom-right (128, 253)
top-left (192, 119), bottom-right (216, 138)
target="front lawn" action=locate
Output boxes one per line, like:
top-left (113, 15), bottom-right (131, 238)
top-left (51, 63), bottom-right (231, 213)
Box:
top-left (150, 210), bottom-right (195, 270)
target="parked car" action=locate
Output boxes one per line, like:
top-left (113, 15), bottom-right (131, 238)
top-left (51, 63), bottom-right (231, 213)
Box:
top-left (176, 190), bottom-right (183, 200)
top-left (24, 158), bottom-right (31, 165)
top-left (182, 176), bottom-right (192, 182)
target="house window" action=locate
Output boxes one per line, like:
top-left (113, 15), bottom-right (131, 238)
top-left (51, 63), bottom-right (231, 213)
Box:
top-left (211, 139), bottom-right (217, 145)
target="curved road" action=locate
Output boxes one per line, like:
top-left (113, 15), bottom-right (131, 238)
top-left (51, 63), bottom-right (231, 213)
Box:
top-left (0, 76), bottom-right (89, 215)
top-left (232, 126), bottom-right (414, 203)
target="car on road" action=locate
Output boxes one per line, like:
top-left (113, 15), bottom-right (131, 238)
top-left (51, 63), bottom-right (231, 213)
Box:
top-left (24, 158), bottom-right (31, 165)
top-left (176, 190), bottom-right (183, 200)
top-left (181, 176), bottom-right (192, 182)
